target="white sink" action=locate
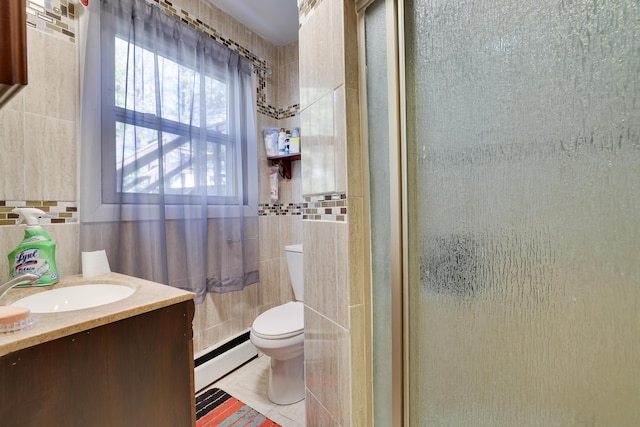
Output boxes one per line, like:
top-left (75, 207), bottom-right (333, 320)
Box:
top-left (10, 284), bottom-right (135, 313)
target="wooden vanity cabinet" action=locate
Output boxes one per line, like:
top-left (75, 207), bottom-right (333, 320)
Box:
top-left (0, 300), bottom-right (196, 427)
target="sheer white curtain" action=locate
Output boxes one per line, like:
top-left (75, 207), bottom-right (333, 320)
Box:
top-left (79, 0), bottom-right (259, 303)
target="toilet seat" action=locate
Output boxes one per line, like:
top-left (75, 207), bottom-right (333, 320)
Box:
top-left (252, 301), bottom-right (303, 340)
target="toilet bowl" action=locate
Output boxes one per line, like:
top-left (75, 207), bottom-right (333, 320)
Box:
top-left (250, 301), bottom-right (304, 404)
top-left (250, 244), bottom-right (304, 405)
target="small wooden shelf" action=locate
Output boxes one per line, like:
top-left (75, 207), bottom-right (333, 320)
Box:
top-left (268, 153), bottom-right (301, 179)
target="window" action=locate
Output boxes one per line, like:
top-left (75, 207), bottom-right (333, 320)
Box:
top-left (98, 14), bottom-right (255, 209)
top-left (81, 0), bottom-right (260, 299)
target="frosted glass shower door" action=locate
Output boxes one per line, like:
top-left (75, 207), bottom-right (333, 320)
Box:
top-left (404, 0), bottom-right (640, 425)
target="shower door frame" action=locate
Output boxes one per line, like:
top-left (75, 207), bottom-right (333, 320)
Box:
top-left (356, 0), bottom-right (409, 425)
top-left (361, 0), bottom-right (640, 424)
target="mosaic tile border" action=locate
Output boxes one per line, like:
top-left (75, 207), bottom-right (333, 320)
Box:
top-left (259, 203), bottom-right (304, 216)
top-left (298, 0), bottom-right (324, 26)
top-left (26, 0), bottom-right (77, 43)
top-left (0, 201), bottom-right (78, 226)
top-left (303, 193), bottom-right (347, 222)
top-left (257, 103), bottom-right (301, 120)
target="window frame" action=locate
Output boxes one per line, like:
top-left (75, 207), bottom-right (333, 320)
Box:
top-left (82, 12), bottom-right (258, 223)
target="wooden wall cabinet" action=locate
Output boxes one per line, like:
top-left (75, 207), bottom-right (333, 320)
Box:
top-left (0, 0), bottom-right (28, 108)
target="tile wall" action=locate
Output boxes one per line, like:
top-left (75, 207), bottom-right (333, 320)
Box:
top-left (0, 19), bottom-right (80, 280)
top-left (298, 0), bottom-right (371, 426)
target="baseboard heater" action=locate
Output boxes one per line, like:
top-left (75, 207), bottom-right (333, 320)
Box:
top-left (194, 330), bottom-right (258, 393)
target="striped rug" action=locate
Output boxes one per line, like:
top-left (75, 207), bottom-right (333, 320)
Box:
top-left (196, 388), bottom-right (282, 427)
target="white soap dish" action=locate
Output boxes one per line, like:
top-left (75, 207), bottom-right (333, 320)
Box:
top-left (0, 306), bottom-right (38, 333)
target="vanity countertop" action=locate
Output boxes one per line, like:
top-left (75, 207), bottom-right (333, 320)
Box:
top-left (0, 272), bottom-right (195, 357)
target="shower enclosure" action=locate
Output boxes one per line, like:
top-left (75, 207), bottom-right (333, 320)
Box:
top-left (361, 0), bottom-right (640, 424)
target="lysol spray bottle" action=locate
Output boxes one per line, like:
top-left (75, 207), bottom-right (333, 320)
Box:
top-left (8, 208), bottom-right (59, 285)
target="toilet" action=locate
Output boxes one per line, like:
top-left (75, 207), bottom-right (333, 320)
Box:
top-left (250, 244), bottom-right (304, 405)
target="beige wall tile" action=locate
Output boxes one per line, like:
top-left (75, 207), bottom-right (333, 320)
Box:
top-left (349, 304), bottom-right (367, 417)
top-left (304, 306), bottom-right (351, 426)
top-left (259, 215), bottom-right (280, 261)
top-left (345, 87), bottom-right (363, 197)
top-left (299, 0), bottom-right (336, 110)
top-left (193, 282), bottom-right (262, 353)
top-left (334, 86), bottom-right (348, 193)
top-left (231, 20), bottom-right (255, 55)
top-left (279, 59), bottom-right (300, 109)
top-left (195, 321), bottom-right (232, 354)
top-left (331, 0), bottom-right (346, 92)
top-left (45, 223), bottom-right (80, 277)
top-left (227, 280), bottom-right (258, 321)
top-left (0, 108), bottom-right (25, 199)
top-left (279, 255), bottom-right (296, 303)
top-left (302, 221), bottom-right (319, 311)
top-left (279, 215), bottom-right (303, 253)
top-left (257, 258), bottom-right (280, 308)
top-left (253, 36), bottom-right (273, 64)
top-left (171, 0), bottom-right (200, 17)
top-left (303, 220), bottom-right (337, 321)
top-left (278, 41), bottom-right (299, 67)
top-left (343, 0), bottom-right (359, 91)
top-left (290, 159), bottom-right (303, 200)
top-left (336, 316), bottom-right (353, 426)
top-left (200, 2), bottom-right (232, 40)
top-left (198, 291), bottom-right (230, 329)
top-left (348, 197), bottom-right (365, 307)
top-left (336, 222), bottom-right (350, 328)
top-left (24, 114), bottom-right (76, 201)
top-left (23, 28), bottom-right (76, 121)
top-left (352, 408), bottom-right (367, 427)
top-left (301, 92), bottom-right (335, 195)
top-left (305, 389), bottom-right (340, 426)
top-left (265, 66), bottom-right (279, 108)
top-left (298, 18), bottom-right (312, 110)
top-left (229, 303), bottom-right (258, 336)
top-left (197, 2), bottom-right (217, 32)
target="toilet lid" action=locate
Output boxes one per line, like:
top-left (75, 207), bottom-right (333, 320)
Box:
top-left (252, 301), bottom-right (304, 339)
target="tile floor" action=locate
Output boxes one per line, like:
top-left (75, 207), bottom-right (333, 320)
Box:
top-left (202, 354), bottom-right (306, 426)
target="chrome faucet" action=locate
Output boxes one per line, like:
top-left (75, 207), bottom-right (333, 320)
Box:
top-left (0, 273), bottom-right (40, 302)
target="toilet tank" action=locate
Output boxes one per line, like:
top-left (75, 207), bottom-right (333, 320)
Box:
top-left (285, 244), bottom-right (303, 301)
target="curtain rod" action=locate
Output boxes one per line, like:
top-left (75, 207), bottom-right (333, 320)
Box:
top-left (253, 64), bottom-right (271, 75)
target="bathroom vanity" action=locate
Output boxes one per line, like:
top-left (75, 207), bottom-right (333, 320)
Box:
top-left (0, 273), bottom-right (196, 427)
